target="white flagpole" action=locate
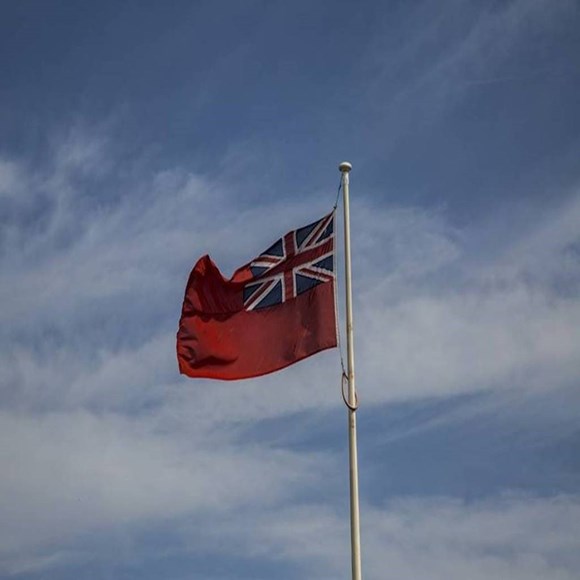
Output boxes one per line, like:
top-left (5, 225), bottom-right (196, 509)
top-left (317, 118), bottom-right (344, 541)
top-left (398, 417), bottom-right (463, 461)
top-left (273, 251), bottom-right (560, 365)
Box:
top-left (339, 161), bottom-right (362, 580)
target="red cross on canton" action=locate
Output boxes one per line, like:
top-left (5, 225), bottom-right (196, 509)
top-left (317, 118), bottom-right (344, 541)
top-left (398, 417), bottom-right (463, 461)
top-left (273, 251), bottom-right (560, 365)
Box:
top-left (243, 212), bottom-right (335, 311)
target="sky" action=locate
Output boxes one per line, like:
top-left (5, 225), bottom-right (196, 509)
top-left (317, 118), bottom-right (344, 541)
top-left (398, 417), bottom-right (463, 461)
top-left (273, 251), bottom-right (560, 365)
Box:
top-left (1, 0), bottom-right (580, 578)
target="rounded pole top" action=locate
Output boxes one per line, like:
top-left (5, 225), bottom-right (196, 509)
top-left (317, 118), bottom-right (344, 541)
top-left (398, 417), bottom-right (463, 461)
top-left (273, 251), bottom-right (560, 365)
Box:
top-left (339, 161), bottom-right (353, 173)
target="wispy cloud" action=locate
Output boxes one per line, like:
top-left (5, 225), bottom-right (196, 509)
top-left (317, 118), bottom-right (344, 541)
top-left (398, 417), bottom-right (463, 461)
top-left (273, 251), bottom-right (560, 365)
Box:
top-left (360, 0), bottom-right (578, 154)
top-left (182, 494), bottom-right (580, 580)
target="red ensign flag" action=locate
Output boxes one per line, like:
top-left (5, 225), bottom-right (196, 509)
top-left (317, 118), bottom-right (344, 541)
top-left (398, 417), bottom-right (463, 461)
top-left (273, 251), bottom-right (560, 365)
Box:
top-left (177, 212), bottom-right (338, 380)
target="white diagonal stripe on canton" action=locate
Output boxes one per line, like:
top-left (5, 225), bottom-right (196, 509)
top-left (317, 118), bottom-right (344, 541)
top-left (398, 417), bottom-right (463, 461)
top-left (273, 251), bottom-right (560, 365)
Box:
top-left (244, 213), bottom-right (335, 311)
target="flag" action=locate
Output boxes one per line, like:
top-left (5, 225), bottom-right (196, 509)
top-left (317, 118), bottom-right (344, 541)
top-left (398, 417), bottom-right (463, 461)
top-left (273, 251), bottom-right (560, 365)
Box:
top-left (177, 211), bottom-right (338, 380)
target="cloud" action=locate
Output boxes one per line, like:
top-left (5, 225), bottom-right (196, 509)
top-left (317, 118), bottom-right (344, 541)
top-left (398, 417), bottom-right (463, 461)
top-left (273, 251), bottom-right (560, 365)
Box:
top-left (186, 494), bottom-right (580, 580)
top-left (0, 409), bottom-right (330, 574)
top-left (361, 494), bottom-right (580, 580)
top-left (0, 160), bottom-right (22, 199)
top-left (358, 276), bottom-right (580, 403)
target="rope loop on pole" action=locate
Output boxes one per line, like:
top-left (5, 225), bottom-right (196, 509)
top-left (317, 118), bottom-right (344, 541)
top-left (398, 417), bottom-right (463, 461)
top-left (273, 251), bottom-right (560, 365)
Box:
top-left (341, 372), bottom-right (359, 411)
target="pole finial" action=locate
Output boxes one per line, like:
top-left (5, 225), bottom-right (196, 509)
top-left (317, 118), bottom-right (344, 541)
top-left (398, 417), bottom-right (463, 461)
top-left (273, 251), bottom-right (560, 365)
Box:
top-left (339, 161), bottom-right (353, 173)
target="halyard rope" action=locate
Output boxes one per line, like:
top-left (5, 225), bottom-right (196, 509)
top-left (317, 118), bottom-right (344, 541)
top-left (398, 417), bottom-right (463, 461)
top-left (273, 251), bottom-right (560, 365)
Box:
top-left (333, 179), bottom-right (359, 411)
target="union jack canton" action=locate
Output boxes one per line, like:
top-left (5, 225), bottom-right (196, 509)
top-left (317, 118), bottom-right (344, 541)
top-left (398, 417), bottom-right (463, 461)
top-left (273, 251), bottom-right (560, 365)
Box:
top-left (243, 212), bottom-right (335, 311)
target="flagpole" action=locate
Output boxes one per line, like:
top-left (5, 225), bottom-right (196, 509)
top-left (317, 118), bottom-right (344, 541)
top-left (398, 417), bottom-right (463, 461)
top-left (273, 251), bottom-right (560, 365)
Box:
top-left (339, 161), bottom-right (362, 580)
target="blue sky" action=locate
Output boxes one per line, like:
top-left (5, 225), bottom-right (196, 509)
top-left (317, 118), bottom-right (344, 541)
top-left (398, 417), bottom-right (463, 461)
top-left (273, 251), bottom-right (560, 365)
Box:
top-left (1, 1), bottom-right (580, 578)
